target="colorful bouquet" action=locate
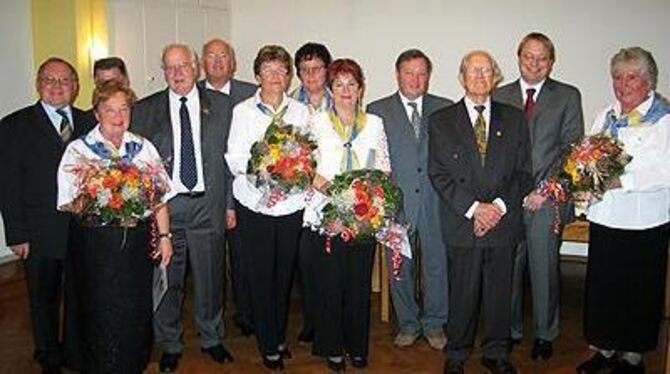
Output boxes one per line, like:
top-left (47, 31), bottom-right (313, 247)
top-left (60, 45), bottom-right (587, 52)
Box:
top-left (317, 169), bottom-right (409, 278)
top-left (63, 157), bottom-right (170, 227)
top-left (538, 134), bottom-right (632, 232)
top-left (247, 122), bottom-right (318, 207)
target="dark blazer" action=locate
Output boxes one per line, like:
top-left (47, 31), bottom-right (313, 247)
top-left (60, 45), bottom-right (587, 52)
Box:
top-left (428, 99), bottom-right (533, 248)
top-left (367, 92), bottom-right (452, 228)
top-left (197, 78), bottom-right (258, 107)
top-left (0, 102), bottom-right (94, 258)
top-left (131, 87), bottom-right (233, 236)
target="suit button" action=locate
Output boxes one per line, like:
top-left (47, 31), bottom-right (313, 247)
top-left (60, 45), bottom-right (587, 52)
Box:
top-left (417, 168), bottom-right (422, 173)
top-left (459, 178), bottom-right (465, 183)
top-left (415, 189), bottom-right (420, 193)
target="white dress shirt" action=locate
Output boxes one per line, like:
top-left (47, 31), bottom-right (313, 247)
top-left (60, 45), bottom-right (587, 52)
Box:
top-left (462, 96), bottom-right (507, 218)
top-left (225, 92), bottom-right (310, 216)
top-left (57, 125), bottom-right (175, 210)
top-left (398, 92), bottom-right (423, 123)
top-left (205, 80), bottom-right (231, 95)
top-left (586, 92), bottom-right (670, 229)
top-left (41, 102), bottom-right (72, 132)
top-left (519, 78), bottom-right (546, 103)
top-left (169, 86), bottom-right (205, 193)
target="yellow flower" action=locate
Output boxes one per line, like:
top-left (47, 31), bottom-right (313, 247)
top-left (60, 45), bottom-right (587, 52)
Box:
top-left (268, 144), bottom-right (281, 162)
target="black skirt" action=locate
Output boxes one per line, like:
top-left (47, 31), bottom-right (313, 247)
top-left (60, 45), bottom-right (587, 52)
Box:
top-left (584, 221), bottom-right (669, 352)
top-left (71, 223), bottom-right (154, 373)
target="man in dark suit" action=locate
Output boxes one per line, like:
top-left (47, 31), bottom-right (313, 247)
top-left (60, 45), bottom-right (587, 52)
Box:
top-left (199, 38), bottom-right (257, 106)
top-left (493, 32), bottom-right (584, 360)
top-left (367, 49), bottom-right (452, 350)
top-left (428, 50), bottom-right (532, 374)
top-left (0, 57), bottom-right (94, 374)
top-left (198, 37), bottom-right (257, 337)
top-left (131, 43), bottom-right (235, 372)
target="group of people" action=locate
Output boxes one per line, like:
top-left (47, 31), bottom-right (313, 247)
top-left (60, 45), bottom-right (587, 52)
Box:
top-left (0, 30), bottom-right (667, 374)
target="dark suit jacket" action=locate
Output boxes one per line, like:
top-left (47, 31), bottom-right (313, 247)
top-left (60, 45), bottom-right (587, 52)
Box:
top-left (0, 102), bottom-right (94, 258)
top-left (197, 78), bottom-right (258, 107)
top-left (367, 92), bottom-right (452, 228)
top-left (428, 99), bottom-right (533, 248)
top-left (131, 87), bottom-right (233, 236)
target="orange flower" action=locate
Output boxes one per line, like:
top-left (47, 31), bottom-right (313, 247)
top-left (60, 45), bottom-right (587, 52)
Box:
top-left (108, 193), bottom-right (124, 210)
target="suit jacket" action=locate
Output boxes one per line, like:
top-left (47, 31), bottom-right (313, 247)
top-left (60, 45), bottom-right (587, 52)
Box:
top-left (198, 78), bottom-right (258, 107)
top-left (131, 87), bottom-right (234, 236)
top-left (0, 102), bottom-right (94, 258)
top-left (428, 99), bottom-right (533, 248)
top-left (367, 92), bottom-right (452, 229)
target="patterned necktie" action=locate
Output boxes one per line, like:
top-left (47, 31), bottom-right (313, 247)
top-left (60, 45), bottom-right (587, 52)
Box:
top-left (179, 97), bottom-right (197, 190)
top-left (524, 88), bottom-right (536, 123)
top-left (56, 108), bottom-right (72, 142)
top-left (407, 101), bottom-right (421, 138)
top-left (474, 105), bottom-right (487, 165)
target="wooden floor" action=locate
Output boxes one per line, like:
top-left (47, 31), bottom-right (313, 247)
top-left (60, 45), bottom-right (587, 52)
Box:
top-left (0, 260), bottom-right (664, 374)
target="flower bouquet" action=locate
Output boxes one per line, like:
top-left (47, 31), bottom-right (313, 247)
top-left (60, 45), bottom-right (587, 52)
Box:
top-left (246, 122), bottom-right (318, 207)
top-left (538, 134), bottom-right (632, 232)
top-left (63, 157), bottom-right (170, 227)
top-left (317, 169), bottom-right (410, 279)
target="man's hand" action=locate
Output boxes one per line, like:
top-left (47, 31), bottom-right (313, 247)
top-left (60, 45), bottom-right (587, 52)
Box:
top-left (473, 203), bottom-right (503, 236)
top-left (10, 242), bottom-right (29, 259)
top-left (523, 191), bottom-right (548, 212)
top-left (226, 209), bottom-right (237, 230)
top-left (153, 238), bottom-right (173, 267)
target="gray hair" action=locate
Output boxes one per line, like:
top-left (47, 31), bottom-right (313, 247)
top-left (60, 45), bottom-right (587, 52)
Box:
top-left (610, 47), bottom-right (658, 90)
top-left (161, 43), bottom-right (199, 69)
top-left (458, 50), bottom-right (503, 87)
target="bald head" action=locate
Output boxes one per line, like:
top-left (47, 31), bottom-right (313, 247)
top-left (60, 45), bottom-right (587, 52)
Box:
top-left (202, 38), bottom-right (237, 89)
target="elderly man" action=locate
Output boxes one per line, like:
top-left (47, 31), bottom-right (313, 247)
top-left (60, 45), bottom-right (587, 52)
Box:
top-left (493, 32), bottom-right (584, 360)
top-left (199, 38), bottom-right (257, 106)
top-left (428, 50), bottom-right (532, 374)
top-left (0, 57), bottom-right (94, 374)
top-left (93, 56), bottom-right (130, 88)
top-left (367, 49), bottom-right (452, 350)
top-left (131, 44), bottom-right (236, 372)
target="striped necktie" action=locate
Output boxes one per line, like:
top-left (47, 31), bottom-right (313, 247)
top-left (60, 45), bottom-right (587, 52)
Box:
top-left (56, 108), bottom-right (72, 142)
top-left (474, 105), bottom-right (487, 165)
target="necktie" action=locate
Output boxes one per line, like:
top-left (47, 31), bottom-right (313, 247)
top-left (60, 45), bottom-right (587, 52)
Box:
top-left (524, 88), bottom-right (536, 123)
top-left (179, 97), bottom-right (197, 190)
top-left (407, 101), bottom-right (421, 138)
top-left (56, 108), bottom-right (72, 142)
top-left (474, 105), bottom-right (487, 165)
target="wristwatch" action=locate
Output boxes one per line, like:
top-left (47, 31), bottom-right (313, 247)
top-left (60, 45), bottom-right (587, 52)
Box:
top-left (158, 232), bottom-right (173, 240)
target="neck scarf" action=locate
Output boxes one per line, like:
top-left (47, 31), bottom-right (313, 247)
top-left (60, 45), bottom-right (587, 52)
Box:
top-left (602, 93), bottom-right (670, 138)
top-left (328, 109), bottom-right (367, 171)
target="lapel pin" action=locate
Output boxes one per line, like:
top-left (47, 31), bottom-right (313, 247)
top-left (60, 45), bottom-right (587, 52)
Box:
top-left (203, 107), bottom-right (210, 116)
top-left (496, 130), bottom-right (502, 137)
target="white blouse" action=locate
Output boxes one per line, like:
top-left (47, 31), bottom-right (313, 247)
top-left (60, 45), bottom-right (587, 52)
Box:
top-left (57, 125), bottom-right (175, 211)
top-left (225, 92), bottom-right (311, 216)
top-left (586, 93), bottom-right (670, 230)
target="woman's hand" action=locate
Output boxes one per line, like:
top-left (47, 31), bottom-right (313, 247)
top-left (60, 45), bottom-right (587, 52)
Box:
top-left (154, 237), bottom-right (173, 267)
top-left (313, 173), bottom-right (331, 192)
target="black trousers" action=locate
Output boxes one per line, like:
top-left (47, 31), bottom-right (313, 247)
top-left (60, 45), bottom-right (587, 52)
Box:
top-left (297, 228), bottom-right (319, 333)
top-left (24, 252), bottom-right (79, 368)
top-left (237, 203), bottom-right (303, 355)
top-left (228, 223), bottom-right (253, 327)
top-left (313, 236), bottom-right (376, 358)
top-left (445, 244), bottom-right (515, 362)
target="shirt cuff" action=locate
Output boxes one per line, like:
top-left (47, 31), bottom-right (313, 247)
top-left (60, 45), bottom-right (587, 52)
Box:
top-left (619, 173), bottom-right (634, 192)
top-left (493, 198), bottom-right (507, 215)
top-left (465, 201), bottom-right (479, 219)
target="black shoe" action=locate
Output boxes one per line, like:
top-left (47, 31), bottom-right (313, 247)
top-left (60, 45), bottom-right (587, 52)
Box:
top-left (279, 347), bottom-right (292, 360)
top-left (507, 338), bottom-right (521, 353)
top-left (577, 353), bottom-right (616, 374)
top-left (297, 327), bottom-right (314, 345)
top-left (159, 352), bottom-right (182, 373)
top-left (531, 339), bottom-right (553, 360)
top-left (326, 358), bottom-right (345, 373)
top-left (262, 355), bottom-right (284, 371)
top-left (481, 357), bottom-right (517, 374)
top-left (41, 364), bottom-right (62, 374)
top-left (234, 317), bottom-right (254, 337)
top-left (351, 356), bottom-right (367, 369)
top-left (443, 359), bottom-right (465, 374)
top-left (611, 358), bottom-right (644, 374)
top-left (201, 344), bottom-right (234, 363)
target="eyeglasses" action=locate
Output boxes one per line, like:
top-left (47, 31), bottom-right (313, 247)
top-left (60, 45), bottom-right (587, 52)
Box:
top-left (163, 61), bottom-right (193, 74)
top-left (299, 65), bottom-right (325, 76)
top-left (521, 53), bottom-right (550, 64)
top-left (204, 53), bottom-right (230, 61)
top-left (465, 67), bottom-right (494, 77)
top-left (40, 76), bottom-right (75, 86)
top-left (260, 67), bottom-right (289, 77)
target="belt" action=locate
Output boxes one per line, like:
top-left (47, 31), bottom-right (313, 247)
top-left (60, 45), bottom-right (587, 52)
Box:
top-left (179, 191), bottom-right (205, 198)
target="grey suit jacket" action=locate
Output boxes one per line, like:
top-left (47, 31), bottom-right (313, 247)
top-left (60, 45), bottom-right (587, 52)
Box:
top-left (367, 92), bottom-right (452, 229)
top-left (131, 87), bottom-right (234, 236)
top-left (493, 78), bottom-right (584, 184)
top-left (198, 78), bottom-right (258, 107)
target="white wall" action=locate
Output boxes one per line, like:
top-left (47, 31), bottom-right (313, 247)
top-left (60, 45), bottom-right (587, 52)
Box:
top-left (0, 0), bottom-right (34, 260)
top-left (229, 0), bottom-right (669, 126)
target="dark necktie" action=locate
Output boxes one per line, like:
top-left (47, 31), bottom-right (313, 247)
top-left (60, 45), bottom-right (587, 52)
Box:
top-left (179, 97), bottom-right (197, 190)
top-left (407, 101), bottom-right (421, 138)
top-left (474, 105), bottom-right (487, 165)
top-left (56, 108), bottom-right (72, 142)
top-left (524, 88), bottom-right (536, 123)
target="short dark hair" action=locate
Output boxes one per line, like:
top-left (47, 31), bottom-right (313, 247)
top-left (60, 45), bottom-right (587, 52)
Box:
top-left (517, 32), bottom-right (556, 62)
top-left (395, 49), bottom-right (432, 74)
top-left (253, 45), bottom-right (293, 76)
top-left (294, 42), bottom-right (332, 71)
top-left (37, 57), bottom-right (78, 82)
top-left (93, 57), bottom-right (128, 77)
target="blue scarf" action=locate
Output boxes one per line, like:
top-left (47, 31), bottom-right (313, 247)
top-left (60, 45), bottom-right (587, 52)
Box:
top-left (82, 136), bottom-right (143, 163)
top-left (601, 93), bottom-right (670, 138)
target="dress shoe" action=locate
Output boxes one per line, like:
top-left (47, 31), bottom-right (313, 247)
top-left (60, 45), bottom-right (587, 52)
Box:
top-left (507, 338), bottom-right (521, 353)
top-left (611, 358), bottom-right (644, 374)
top-left (278, 346), bottom-right (292, 360)
top-left (443, 359), bottom-right (465, 374)
top-left (41, 364), bottom-right (62, 374)
top-left (393, 331), bottom-right (420, 347)
top-left (531, 339), bottom-right (553, 360)
top-left (234, 318), bottom-right (254, 337)
top-left (426, 330), bottom-right (448, 350)
top-left (159, 352), bottom-right (182, 373)
top-left (297, 327), bottom-right (314, 345)
top-left (576, 352), bottom-right (616, 374)
top-left (481, 357), bottom-right (517, 374)
top-left (351, 356), bottom-right (367, 369)
top-left (262, 355), bottom-right (284, 371)
top-left (326, 357), bottom-right (345, 373)
top-left (201, 344), bottom-right (234, 363)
